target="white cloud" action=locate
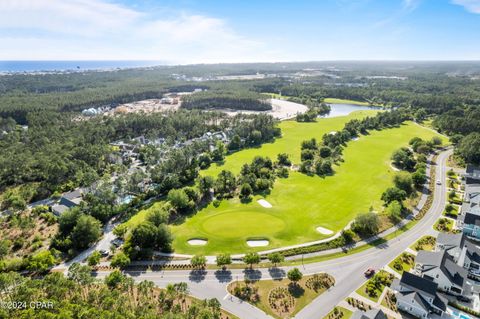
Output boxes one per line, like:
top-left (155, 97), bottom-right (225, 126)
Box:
top-left (451, 0), bottom-right (480, 13)
top-left (0, 0), bottom-right (275, 63)
top-left (402, 0), bottom-right (421, 11)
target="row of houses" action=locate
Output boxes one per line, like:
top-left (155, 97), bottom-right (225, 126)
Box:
top-left (458, 164), bottom-right (480, 240)
top-left (392, 232), bottom-right (480, 318)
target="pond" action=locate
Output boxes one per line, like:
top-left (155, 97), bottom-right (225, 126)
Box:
top-left (322, 103), bottom-right (381, 118)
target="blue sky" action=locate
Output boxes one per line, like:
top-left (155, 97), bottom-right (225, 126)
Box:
top-left (0, 0), bottom-right (479, 62)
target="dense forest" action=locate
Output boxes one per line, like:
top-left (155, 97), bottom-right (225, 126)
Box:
top-left (0, 269), bottom-right (233, 319)
top-left (181, 90), bottom-right (271, 111)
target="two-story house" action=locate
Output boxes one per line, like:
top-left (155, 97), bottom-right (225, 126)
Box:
top-left (436, 232), bottom-right (465, 262)
top-left (458, 184), bottom-right (480, 240)
top-left (392, 272), bottom-right (447, 318)
top-left (414, 250), bottom-right (473, 298)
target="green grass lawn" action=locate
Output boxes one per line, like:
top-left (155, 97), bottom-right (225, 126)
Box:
top-left (323, 98), bottom-right (372, 106)
top-left (123, 110), bottom-right (446, 255)
top-left (228, 274), bottom-right (333, 319)
top-left (167, 118), bottom-right (445, 254)
top-left (443, 204), bottom-right (459, 218)
top-left (324, 306), bottom-right (353, 319)
top-left (410, 235), bottom-right (436, 252)
top-left (434, 218), bottom-right (454, 233)
top-left (388, 252), bottom-right (415, 274)
top-left (203, 110), bottom-right (376, 176)
top-left (356, 280), bottom-right (384, 303)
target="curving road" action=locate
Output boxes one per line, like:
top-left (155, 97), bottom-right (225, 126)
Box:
top-left (93, 148), bottom-right (451, 319)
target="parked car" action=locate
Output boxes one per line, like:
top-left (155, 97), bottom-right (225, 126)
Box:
top-left (364, 268), bottom-right (375, 277)
top-left (111, 238), bottom-right (124, 247)
top-left (436, 180), bottom-right (441, 185)
top-left (99, 249), bottom-right (109, 257)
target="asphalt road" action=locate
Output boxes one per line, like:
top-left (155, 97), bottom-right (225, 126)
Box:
top-left (93, 149), bottom-right (450, 319)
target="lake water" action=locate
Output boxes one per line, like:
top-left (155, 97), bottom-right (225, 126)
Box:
top-left (323, 103), bottom-right (381, 118)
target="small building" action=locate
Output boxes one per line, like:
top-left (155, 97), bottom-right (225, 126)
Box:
top-left (351, 308), bottom-right (387, 319)
top-left (392, 272), bottom-right (447, 318)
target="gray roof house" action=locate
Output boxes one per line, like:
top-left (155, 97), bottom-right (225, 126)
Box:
top-left (52, 189), bottom-right (83, 216)
top-left (392, 272), bottom-right (447, 318)
top-left (460, 239), bottom-right (480, 280)
top-left (465, 164), bottom-right (480, 184)
top-left (351, 308), bottom-right (387, 319)
top-left (436, 232), bottom-right (465, 262)
top-left (414, 250), bottom-right (473, 297)
top-left (59, 189), bottom-right (83, 208)
top-left (459, 184), bottom-right (480, 240)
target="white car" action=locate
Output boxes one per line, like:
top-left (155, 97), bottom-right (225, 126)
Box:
top-left (436, 180), bottom-right (441, 185)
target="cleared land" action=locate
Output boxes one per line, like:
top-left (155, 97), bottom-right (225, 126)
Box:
top-left (170, 113), bottom-right (445, 254)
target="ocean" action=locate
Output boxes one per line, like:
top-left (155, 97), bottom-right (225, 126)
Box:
top-left (0, 60), bottom-right (165, 72)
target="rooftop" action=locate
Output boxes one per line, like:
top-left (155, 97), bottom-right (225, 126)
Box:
top-left (399, 271), bottom-right (438, 297)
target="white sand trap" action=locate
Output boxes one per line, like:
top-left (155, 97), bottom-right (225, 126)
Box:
top-left (352, 137), bottom-right (359, 141)
top-left (247, 239), bottom-right (269, 247)
top-left (187, 239), bottom-right (207, 246)
top-left (316, 226), bottom-right (334, 235)
top-left (257, 199), bottom-right (272, 208)
top-left (329, 131), bottom-right (337, 135)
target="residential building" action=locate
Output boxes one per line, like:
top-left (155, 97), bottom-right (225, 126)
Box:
top-left (351, 308), bottom-right (387, 319)
top-left (436, 232), bottom-right (480, 281)
top-left (392, 272), bottom-right (447, 318)
top-left (465, 164), bottom-right (480, 184)
top-left (436, 232), bottom-right (465, 262)
top-left (460, 240), bottom-right (480, 280)
top-left (59, 189), bottom-right (83, 208)
top-left (458, 184), bottom-right (480, 240)
top-left (414, 250), bottom-right (473, 298)
top-left (51, 189), bottom-right (83, 216)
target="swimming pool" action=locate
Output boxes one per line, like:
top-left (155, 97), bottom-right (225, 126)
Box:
top-left (452, 310), bottom-right (471, 319)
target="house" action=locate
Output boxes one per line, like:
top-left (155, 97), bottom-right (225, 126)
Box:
top-left (436, 232), bottom-right (465, 263)
top-left (51, 189), bottom-right (83, 216)
top-left (351, 308), bottom-right (387, 319)
top-left (59, 189), bottom-right (83, 208)
top-left (465, 164), bottom-right (480, 184)
top-left (437, 232), bottom-right (480, 281)
top-left (392, 272), bottom-right (447, 318)
top-left (51, 204), bottom-right (69, 216)
top-left (414, 250), bottom-right (473, 297)
top-left (460, 240), bottom-right (480, 280)
top-left (458, 184), bottom-right (480, 240)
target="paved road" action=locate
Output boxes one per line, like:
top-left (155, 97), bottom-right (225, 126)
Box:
top-left (92, 149), bottom-right (451, 319)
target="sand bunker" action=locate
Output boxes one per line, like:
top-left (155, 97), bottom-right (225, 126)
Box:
top-left (352, 137), bottom-right (359, 141)
top-left (247, 239), bottom-right (269, 247)
top-left (187, 239), bottom-right (207, 246)
top-left (257, 199), bottom-right (272, 208)
top-left (316, 226), bottom-right (334, 235)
